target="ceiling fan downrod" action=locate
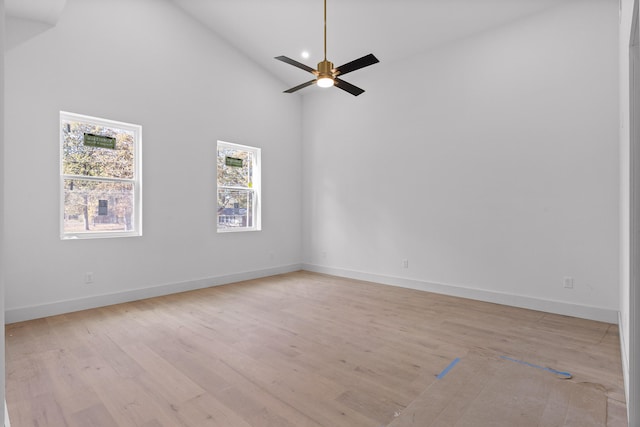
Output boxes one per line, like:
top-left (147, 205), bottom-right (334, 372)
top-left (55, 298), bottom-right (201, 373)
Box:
top-left (317, 0), bottom-right (334, 87)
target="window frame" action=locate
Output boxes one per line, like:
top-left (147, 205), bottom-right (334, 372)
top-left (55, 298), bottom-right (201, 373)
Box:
top-left (60, 111), bottom-right (142, 240)
top-left (217, 140), bottom-right (261, 233)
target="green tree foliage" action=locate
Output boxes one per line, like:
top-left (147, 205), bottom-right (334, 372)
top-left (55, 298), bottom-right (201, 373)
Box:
top-left (216, 146), bottom-right (256, 228)
top-left (216, 147), bottom-right (252, 187)
top-left (216, 147), bottom-right (253, 210)
top-left (62, 121), bottom-right (135, 232)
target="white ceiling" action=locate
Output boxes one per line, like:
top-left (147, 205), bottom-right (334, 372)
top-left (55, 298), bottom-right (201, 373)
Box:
top-left (5, 0), bottom-right (574, 88)
top-left (5, 0), bottom-right (66, 25)
top-left (170, 0), bottom-right (574, 88)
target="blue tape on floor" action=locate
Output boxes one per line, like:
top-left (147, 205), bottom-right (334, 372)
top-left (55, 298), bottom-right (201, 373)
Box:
top-left (436, 357), bottom-right (461, 379)
top-left (500, 355), bottom-right (572, 378)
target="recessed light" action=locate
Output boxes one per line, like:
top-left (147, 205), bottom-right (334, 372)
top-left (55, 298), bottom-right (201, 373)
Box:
top-left (301, 51), bottom-right (310, 59)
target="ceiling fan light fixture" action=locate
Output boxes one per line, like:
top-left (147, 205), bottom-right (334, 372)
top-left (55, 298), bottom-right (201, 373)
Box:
top-left (316, 59), bottom-right (335, 87)
top-left (317, 76), bottom-right (334, 88)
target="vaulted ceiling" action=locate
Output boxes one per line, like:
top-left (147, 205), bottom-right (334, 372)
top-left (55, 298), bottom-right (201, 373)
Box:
top-left (5, 0), bottom-right (574, 88)
top-left (6, 0), bottom-right (67, 24)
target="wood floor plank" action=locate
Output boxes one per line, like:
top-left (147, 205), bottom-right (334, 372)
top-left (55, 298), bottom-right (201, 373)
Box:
top-left (563, 383), bottom-right (608, 427)
top-left (146, 332), bottom-right (327, 427)
top-left (11, 393), bottom-right (70, 427)
top-left (173, 393), bottom-right (254, 427)
top-left (37, 348), bottom-right (102, 416)
top-left (390, 353), bottom-right (610, 427)
top-left (5, 271), bottom-right (627, 427)
top-left (120, 342), bottom-right (206, 404)
top-left (68, 403), bottom-right (120, 427)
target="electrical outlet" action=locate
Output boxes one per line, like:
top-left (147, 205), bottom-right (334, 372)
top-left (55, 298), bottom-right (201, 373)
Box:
top-left (85, 272), bottom-right (94, 284)
top-left (402, 259), bottom-right (409, 268)
top-left (563, 277), bottom-right (574, 289)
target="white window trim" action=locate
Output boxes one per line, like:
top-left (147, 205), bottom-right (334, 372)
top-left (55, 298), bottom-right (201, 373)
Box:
top-left (60, 111), bottom-right (142, 240)
top-left (217, 140), bottom-right (261, 233)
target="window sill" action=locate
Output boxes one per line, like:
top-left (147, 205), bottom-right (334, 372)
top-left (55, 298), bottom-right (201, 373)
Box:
top-left (61, 231), bottom-right (142, 240)
top-left (217, 227), bottom-right (261, 233)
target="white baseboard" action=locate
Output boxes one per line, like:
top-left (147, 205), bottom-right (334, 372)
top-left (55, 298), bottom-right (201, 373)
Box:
top-left (5, 400), bottom-right (10, 427)
top-left (302, 263), bottom-right (619, 323)
top-left (5, 263), bottom-right (618, 325)
top-left (5, 264), bottom-right (303, 324)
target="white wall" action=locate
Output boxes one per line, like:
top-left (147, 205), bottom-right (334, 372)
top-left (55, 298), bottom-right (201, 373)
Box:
top-left (1, 0), bottom-right (7, 422)
top-left (303, 0), bottom-right (620, 322)
top-left (620, 0), bottom-right (633, 411)
top-left (620, 0), bottom-right (638, 422)
top-left (4, 0), bottom-right (303, 322)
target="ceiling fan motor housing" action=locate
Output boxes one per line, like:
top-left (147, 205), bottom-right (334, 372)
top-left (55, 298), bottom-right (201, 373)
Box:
top-left (317, 60), bottom-right (335, 79)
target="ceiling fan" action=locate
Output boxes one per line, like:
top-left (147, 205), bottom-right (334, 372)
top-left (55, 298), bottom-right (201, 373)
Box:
top-left (275, 0), bottom-right (379, 96)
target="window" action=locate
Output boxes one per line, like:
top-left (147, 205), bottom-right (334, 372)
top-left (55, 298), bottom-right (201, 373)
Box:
top-left (60, 112), bottom-right (142, 239)
top-left (217, 140), bottom-right (261, 232)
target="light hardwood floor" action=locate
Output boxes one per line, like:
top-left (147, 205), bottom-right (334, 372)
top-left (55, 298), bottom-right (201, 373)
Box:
top-left (5, 271), bottom-right (628, 426)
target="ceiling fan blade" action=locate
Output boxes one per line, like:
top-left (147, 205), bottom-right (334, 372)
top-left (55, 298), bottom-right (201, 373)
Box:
top-left (275, 56), bottom-right (317, 74)
top-left (334, 78), bottom-right (365, 96)
top-left (284, 79), bottom-right (317, 94)
top-left (334, 54), bottom-right (379, 76)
